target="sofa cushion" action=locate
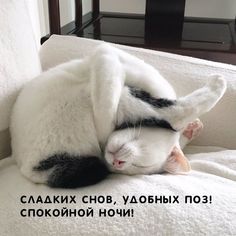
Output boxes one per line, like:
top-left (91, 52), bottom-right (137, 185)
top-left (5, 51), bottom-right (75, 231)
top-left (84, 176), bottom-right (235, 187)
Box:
top-left (40, 35), bottom-right (236, 149)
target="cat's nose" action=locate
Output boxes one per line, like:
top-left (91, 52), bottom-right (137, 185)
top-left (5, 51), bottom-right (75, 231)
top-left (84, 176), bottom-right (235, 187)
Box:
top-left (107, 144), bottom-right (126, 168)
top-left (112, 159), bottom-right (126, 168)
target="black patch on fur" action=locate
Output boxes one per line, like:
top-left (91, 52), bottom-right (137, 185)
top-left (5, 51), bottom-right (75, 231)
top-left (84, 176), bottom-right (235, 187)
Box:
top-left (129, 87), bottom-right (176, 108)
top-left (115, 117), bottom-right (176, 132)
top-left (33, 153), bottom-right (109, 188)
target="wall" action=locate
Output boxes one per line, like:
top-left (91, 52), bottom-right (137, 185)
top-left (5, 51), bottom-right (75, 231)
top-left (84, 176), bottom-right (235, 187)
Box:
top-left (185, 0), bottom-right (236, 18)
top-left (38, 0), bottom-right (91, 37)
top-left (101, 0), bottom-right (236, 19)
top-left (38, 0), bottom-right (236, 37)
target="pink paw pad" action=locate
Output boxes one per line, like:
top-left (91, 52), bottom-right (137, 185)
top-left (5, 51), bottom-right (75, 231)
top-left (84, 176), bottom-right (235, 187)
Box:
top-left (183, 119), bottom-right (203, 141)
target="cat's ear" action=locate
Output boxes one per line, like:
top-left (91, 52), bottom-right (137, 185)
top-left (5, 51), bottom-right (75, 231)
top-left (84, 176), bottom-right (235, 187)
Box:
top-left (163, 146), bottom-right (191, 174)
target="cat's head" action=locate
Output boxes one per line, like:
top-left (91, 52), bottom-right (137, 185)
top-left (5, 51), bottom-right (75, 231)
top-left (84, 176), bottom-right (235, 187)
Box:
top-left (104, 86), bottom-right (188, 175)
top-left (104, 125), bottom-right (190, 175)
top-left (104, 75), bottom-right (226, 175)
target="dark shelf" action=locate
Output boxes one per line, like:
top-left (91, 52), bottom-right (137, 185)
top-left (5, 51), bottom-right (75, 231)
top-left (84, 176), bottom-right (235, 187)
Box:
top-left (75, 13), bottom-right (236, 54)
top-left (42, 0), bottom-right (236, 65)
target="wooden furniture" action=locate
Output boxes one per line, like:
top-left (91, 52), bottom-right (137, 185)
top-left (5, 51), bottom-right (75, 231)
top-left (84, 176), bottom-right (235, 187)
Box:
top-left (41, 0), bottom-right (236, 65)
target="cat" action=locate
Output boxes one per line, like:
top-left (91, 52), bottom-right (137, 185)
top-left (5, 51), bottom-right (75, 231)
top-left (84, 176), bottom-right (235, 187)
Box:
top-left (10, 44), bottom-right (226, 188)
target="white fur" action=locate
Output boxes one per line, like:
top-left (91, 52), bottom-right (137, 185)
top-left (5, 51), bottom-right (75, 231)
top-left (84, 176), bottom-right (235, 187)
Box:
top-left (10, 59), bottom-right (101, 183)
top-left (90, 44), bottom-right (176, 146)
top-left (104, 75), bottom-right (226, 175)
top-left (105, 127), bottom-right (180, 175)
top-left (10, 44), bottom-right (227, 185)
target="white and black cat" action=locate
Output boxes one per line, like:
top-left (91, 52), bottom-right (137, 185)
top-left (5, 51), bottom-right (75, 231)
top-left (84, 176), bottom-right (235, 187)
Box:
top-left (10, 44), bottom-right (226, 188)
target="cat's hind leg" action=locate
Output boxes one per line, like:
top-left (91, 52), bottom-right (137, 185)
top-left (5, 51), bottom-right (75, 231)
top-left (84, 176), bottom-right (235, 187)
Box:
top-left (155, 75), bottom-right (226, 131)
top-left (179, 119), bottom-right (203, 149)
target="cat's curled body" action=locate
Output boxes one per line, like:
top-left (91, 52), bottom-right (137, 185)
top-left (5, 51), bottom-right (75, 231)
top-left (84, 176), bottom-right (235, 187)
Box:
top-left (10, 59), bottom-right (107, 188)
top-left (10, 44), bottom-right (226, 188)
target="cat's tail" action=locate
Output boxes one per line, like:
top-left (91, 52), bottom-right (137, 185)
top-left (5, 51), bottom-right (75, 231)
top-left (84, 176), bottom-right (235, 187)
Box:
top-left (33, 153), bottom-right (109, 188)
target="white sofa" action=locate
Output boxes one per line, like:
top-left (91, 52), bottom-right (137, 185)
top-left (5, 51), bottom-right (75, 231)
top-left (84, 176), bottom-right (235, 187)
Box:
top-left (0, 1), bottom-right (236, 236)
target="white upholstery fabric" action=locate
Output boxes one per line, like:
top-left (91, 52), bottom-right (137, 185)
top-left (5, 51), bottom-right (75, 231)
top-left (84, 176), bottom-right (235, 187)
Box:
top-left (1, 34), bottom-right (235, 235)
top-left (40, 35), bottom-right (236, 149)
top-left (0, 147), bottom-right (236, 235)
top-left (0, 0), bottom-right (41, 132)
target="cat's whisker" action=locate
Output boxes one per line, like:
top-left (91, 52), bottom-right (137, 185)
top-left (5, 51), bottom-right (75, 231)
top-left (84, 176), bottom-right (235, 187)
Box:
top-left (137, 119), bottom-right (142, 139)
top-left (133, 124), bottom-right (136, 139)
top-left (125, 121), bottom-right (132, 140)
